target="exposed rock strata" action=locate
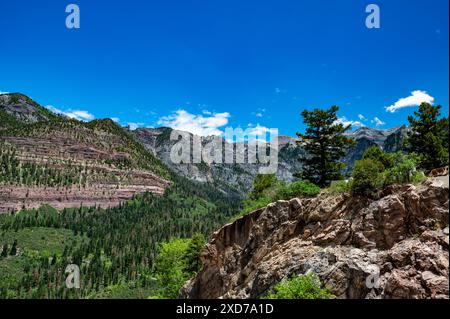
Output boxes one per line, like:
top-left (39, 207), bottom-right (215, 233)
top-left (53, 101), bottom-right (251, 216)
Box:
top-left (0, 184), bottom-right (166, 213)
top-left (0, 139), bottom-right (170, 214)
top-left (0, 137), bottom-right (170, 213)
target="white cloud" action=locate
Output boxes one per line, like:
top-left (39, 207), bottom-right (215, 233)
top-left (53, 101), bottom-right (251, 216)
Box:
top-left (68, 110), bottom-right (95, 121)
top-left (358, 114), bottom-right (366, 121)
top-left (0, 91), bottom-right (9, 95)
top-left (46, 105), bottom-right (95, 121)
top-left (225, 124), bottom-right (278, 143)
top-left (371, 117), bottom-right (385, 126)
top-left (385, 90), bottom-right (434, 113)
top-left (157, 109), bottom-right (230, 136)
top-left (252, 107), bottom-right (266, 118)
top-left (335, 116), bottom-right (364, 128)
top-left (247, 124), bottom-right (278, 137)
top-left (111, 117), bottom-right (120, 123)
top-left (275, 88), bottom-right (287, 94)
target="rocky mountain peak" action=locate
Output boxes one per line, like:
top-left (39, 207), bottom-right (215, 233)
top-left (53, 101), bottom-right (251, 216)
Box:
top-left (133, 125), bottom-right (410, 193)
top-left (346, 125), bottom-right (407, 145)
top-left (0, 93), bottom-right (53, 123)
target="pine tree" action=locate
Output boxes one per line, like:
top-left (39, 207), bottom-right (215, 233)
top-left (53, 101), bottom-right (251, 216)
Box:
top-left (184, 233), bottom-right (206, 274)
top-left (296, 106), bottom-right (356, 187)
top-left (1, 244), bottom-right (8, 257)
top-left (10, 239), bottom-right (17, 256)
top-left (405, 103), bottom-right (449, 172)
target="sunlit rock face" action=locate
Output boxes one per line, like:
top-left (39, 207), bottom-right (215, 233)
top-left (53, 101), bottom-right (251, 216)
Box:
top-left (134, 126), bottom-right (409, 195)
top-left (180, 172), bottom-right (449, 299)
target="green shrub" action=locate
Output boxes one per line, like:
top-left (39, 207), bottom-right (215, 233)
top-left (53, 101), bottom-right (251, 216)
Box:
top-left (276, 181), bottom-right (321, 199)
top-left (352, 150), bottom-right (426, 197)
top-left (184, 233), bottom-right (206, 274)
top-left (231, 178), bottom-right (321, 222)
top-left (362, 146), bottom-right (394, 170)
top-left (411, 170), bottom-right (427, 184)
top-left (382, 152), bottom-right (424, 186)
top-left (265, 273), bottom-right (332, 299)
top-left (351, 158), bottom-right (382, 196)
top-left (327, 179), bottom-right (352, 194)
top-left (152, 238), bottom-right (192, 299)
top-left (149, 234), bottom-right (207, 299)
top-left (250, 174), bottom-right (278, 200)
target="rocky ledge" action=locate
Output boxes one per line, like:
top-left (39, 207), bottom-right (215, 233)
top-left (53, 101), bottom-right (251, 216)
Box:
top-left (0, 184), bottom-right (166, 213)
top-left (180, 172), bottom-right (449, 299)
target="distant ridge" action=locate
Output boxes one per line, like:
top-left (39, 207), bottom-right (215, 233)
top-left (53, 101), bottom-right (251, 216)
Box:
top-left (1, 92), bottom-right (410, 198)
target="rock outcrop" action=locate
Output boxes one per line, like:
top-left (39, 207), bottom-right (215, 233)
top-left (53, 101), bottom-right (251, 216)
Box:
top-left (0, 183), bottom-right (167, 213)
top-left (180, 174), bottom-right (449, 299)
top-left (0, 93), bottom-right (53, 124)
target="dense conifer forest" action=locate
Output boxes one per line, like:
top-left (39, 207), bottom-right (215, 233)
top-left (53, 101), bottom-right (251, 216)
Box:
top-left (0, 173), bottom-right (241, 298)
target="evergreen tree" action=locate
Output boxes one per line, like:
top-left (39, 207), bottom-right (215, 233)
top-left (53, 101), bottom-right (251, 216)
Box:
top-left (184, 233), bottom-right (206, 274)
top-left (1, 244), bottom-right (8, 257)
top-left (362, 146), bottom-right (394, 170)
top-left (405, 103), bottom-right (449, 172)
top-left (10, 239), bottom-right (17, 256)
top-left (296, 106), bottom-right (356, 187)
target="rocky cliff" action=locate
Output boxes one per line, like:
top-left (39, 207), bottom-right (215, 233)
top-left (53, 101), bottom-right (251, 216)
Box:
top-left (133, 127), bottom-right (304, 194)
top-left (180, 171), bottom-right (449, 299)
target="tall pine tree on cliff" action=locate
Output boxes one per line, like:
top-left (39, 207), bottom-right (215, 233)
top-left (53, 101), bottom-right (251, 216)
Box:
top-left (406, 102), bottom-right (449, 172)
top-left (296, 106), bottom-right (356, 187)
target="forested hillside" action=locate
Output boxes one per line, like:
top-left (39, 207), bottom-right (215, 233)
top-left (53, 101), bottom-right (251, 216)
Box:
top-left (0, 93), bottom-right (170, 213)
top-left (0, 173), bottom-right (241, 298)
top-left (0, 93), bottom-right (242, 299)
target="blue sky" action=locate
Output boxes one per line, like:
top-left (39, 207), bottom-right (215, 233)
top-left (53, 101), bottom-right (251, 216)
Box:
top-left (0, 0), bottom-right (448, 136)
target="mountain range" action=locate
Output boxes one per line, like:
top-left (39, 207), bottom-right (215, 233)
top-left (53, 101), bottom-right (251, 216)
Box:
top-left (0, 92), bottom-right (448, 300)
top-left (1, 93), bottom-right (409, 213)
top-left (133, 125), bottom-right (409, 193)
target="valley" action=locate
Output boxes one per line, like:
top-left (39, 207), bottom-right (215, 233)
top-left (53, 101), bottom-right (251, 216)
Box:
top-left (0, 92), bottom-right (448, 300)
